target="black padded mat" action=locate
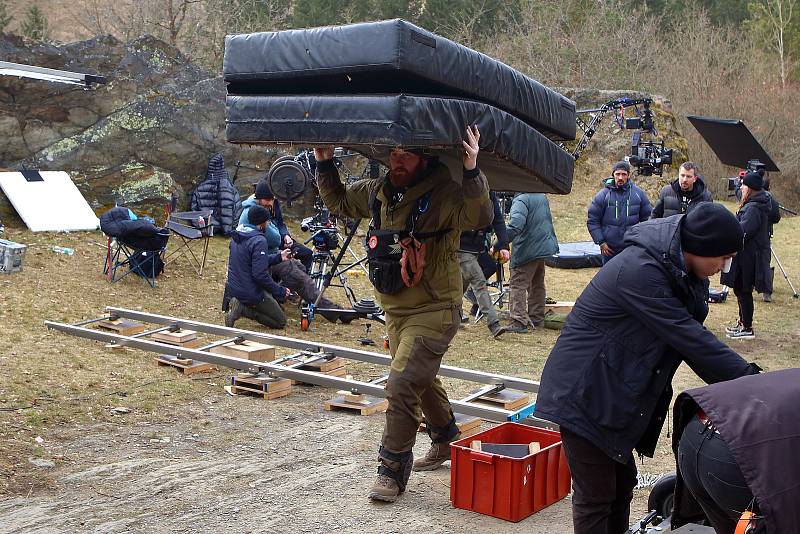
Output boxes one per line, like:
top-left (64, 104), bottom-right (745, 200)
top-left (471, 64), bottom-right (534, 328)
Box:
top-left (225, 94), bottom-right (574, 194)
top-left (223, 19), bottom-right (576, 141)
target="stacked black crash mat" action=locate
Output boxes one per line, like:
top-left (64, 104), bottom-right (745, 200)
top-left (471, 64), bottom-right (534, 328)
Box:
top-left (545, 241), bottom-right (603, 269)
top-left (224, 19), bottom-right (577, 194)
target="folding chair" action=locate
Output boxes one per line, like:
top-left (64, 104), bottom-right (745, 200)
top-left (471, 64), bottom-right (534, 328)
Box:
top-left (164, 210), bottom-right (214, 276)
top-left (104, 229), bottom-right (170, 288)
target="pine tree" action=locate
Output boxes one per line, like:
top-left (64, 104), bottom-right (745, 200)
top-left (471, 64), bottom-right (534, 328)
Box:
top-left (21, 5), bottom-right (49, 41)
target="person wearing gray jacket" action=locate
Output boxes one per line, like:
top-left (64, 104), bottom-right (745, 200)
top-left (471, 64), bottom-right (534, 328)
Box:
top-left (504, 193), bottom-right (559, 333)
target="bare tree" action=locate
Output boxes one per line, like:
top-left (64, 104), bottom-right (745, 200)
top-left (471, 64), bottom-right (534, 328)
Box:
top-left (750, 0), bottom-right (797, 87)
top-left (148, 0), bottom-right (199, 47)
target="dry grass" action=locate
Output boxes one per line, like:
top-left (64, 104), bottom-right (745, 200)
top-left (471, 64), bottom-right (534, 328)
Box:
top-left (1, 189), bottom-right (799, 512)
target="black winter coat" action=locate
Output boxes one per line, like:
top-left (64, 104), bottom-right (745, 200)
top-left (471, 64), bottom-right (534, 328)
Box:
top-left (720, 191), bottom-right (770, 293)
top-left (535, 216), bottom-right (759, 462)
top-left (651, 177), bottom-right (712, 218)
top-left (671, 369), bottom-right (800, 533)
top-left (226, 226), bottom-right (286, 306)
top-left (459, 192), bottom-right (509, 253)
top-left (190, 154), bottom-right (243, 236)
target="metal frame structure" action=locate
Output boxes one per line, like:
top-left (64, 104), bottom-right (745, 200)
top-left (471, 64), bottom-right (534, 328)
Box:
top-left (0, 61), bottom-right (107, 87)
top-left (46, 307), bottom-right (554, 427)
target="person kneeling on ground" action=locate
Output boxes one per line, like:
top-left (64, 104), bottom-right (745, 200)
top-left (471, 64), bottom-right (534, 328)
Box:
top-left (225, 205), bottom-right (291, 329)
top-left (534, 202), bottom-right (761, 534)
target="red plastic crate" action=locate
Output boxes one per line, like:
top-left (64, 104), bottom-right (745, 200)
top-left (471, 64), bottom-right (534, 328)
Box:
top-left (450, 422), bottom-right (571, 522)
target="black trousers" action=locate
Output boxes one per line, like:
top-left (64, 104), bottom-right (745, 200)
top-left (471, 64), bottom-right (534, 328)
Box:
top-left (734, 286), bottom-right (755, 329)
top-left (560, 428), bottom-right (637, 534)
top-left (288, 243), bottom-right (313, 272)
top-left (678, 416), bottom-right (755, 534)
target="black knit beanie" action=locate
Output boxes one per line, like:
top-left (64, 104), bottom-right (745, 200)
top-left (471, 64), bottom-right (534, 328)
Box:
top-left (742, 171), bottom-right (764, 191)
top-left (612, 161), bottom-right (631, 174)
top-left (255, 180), bottom-right (275, 200)
top-left (681, 203), bottom-right (743, 257)
top-left (248, 205), bottom-right (269, 226)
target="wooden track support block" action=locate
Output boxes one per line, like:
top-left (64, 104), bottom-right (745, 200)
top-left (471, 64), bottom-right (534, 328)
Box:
top-left (150, 329), bottom-right (200, 346)
top-left (476, 389), bottom-right (531, 411)
top-left (419, 412), bottom-right (482, 438)
top-left (299, 356), bottom-right (346, 373)
top-left (337, 390), bottom-right (366, 403)
top-left (544, 301), bottom-right (575, 314)
top-left (324, 395), bottom-right (388, 416)
top-left (98, 318), bottom-right (146, 336)
top-left (230, 373), bottom-right (292, 400)
top-left (155, 355), bottom-right (216, 375)
top-left (209, 340), bottom-right (276, 362)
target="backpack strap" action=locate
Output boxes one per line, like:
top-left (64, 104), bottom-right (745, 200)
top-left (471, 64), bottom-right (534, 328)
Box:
top-left (368, 185), bottom-right (382, 230)
top-left (368, 185), bottom-right (451, 240)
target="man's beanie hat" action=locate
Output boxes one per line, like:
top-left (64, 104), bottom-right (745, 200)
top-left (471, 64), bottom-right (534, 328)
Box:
top-left (248, 205), bottom-right (269, 226)
top-left (255, 180), bottom-right (275, 200)
top-left (681, 203), bottom-right (743, 257)
top-left (612, 161), bottom-right (631, 173)
top-left (742, 171), bottom-right (764, 191)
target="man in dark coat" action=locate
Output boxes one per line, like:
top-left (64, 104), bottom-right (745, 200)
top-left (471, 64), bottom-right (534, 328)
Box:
top-left (671, 369), bottom-right (800, 534)
top-left (651, 161), bottom-right (712, 218)
top-left (225, 205), bottom-right (291, 329)
top-left (587, 161), bottom-right (652, 264)
top-left (190, 153), bottom-right (243, 236)
top-left (535, 202), bottom-right (761, 534)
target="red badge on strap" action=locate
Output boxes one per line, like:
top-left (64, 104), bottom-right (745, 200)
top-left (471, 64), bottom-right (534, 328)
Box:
top-left (368, 235), bottom-right (378, 249)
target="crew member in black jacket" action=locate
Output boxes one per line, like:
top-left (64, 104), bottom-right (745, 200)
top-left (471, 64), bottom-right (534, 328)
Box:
top-left (534, 203), bottom-right (761, 534)
top-left (651, 161), bottom-right (712, 218)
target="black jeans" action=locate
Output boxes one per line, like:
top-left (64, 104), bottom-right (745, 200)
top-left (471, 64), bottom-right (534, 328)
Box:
top-left (678, 415), bottom-right (755, 534)
top-left (734, 287), bottom-right (755, 329)
top-left (289, 243), bottom-right (313, 272)
top-left (560, 428), bottom-right (637, 534)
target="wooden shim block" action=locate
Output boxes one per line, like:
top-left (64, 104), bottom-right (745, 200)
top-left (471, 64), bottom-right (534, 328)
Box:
top-left (418, 412), bottom-right (482, 433)
top-left (476, 389), bottom-right (531, 411)
top-left (471, 440), bottom-right (482, 451)
top-left (337, 390), bottom-right (366, 403)
top-left (155, 356), bottom-right (216, 375)
top-left (323, 395), bottom-right (388, 416)
top-left (300, 357), bottom-right (346, 373)
top-left (151, 330), bottom-right (198, 345)
top-left (528, 441), bottom-right (541, 454)
top-left (459, 424), bottom-right (482, 440)
top-left (98, 318), bottom-right (146, 336)
top-left (232, 374), bottom-right (292, 393)
top-left (544, 301), bottom-right (574, 314)
top-left (210, 341), bottom-right (276, 362)
top-left (230, 385), bottom-right (292, 400)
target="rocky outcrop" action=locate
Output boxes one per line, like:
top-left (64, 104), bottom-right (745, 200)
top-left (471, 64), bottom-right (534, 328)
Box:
top-left (0, 33), bottom-right (278, 222)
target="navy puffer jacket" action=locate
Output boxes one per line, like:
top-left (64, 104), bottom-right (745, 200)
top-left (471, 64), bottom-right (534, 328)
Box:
top-left (226, 225), bottom-right (286, 306)
top-left (190, 154), bottom-right (243, 236)
top-left (587, 179), bottom-right (652, 254)
top-left (535, 215), bottom-right (759, 463)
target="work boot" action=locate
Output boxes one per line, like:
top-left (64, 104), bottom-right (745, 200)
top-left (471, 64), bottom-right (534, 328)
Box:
top-left (414, 417), bottom-right (460, 472)
top-left (225, 297), bottom-right (243, 328)
top-left (489, 321), bottom-right (507, 339)
top-left (504, 321), bottom-right (531, 334)
top-left (763, 293), bottom-right (773, 303)
top-left (369, 447), bottom-right (413, 503)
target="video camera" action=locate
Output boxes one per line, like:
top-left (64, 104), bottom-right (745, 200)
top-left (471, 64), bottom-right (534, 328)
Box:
top-left (623, 100), bottom-right (673, 176)
top-left (301, 205), bottom-right (340, 251)
top-left (726, 159), bottom-right (767, 193)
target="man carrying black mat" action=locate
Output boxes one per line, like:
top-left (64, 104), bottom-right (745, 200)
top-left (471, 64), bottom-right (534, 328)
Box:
top-left (315, 126), bottom-right (493, 503)
top-left (534, 203), bottom-right (762, 533)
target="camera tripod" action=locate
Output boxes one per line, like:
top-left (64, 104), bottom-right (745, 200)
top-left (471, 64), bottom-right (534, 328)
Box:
top-left (771, 246), bottom-right (799, 299)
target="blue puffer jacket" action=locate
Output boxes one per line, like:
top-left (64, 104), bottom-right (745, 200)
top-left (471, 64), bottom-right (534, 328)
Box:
top-left (587, 179), bottom-right (652, 255)
top-left (239, 195), bottom-right (291, 242)
top-left (226, 225), bottom-right (286, 306)
top-left (506, 193), bottom-right (558, 268)
top-left (535, 216), bottom-right (759, 462)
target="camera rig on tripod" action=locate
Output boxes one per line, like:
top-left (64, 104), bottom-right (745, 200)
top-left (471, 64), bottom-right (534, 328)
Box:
top-left (571, 97), bottom-right (673, 176)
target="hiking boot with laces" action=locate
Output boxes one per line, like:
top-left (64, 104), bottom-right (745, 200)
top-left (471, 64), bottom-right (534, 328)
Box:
top-left (412, 441), bottom-right (454, 471)
top-left (727, 327), bottom-right (755, 339)
top-left (725, 320), bottom-right (743, 335)
top-left (368, 473), bottom-right (402, 503)
top-left (489, 321), bottom-right (507, 339)
top-left (225, 297), bottom-right (243, 328)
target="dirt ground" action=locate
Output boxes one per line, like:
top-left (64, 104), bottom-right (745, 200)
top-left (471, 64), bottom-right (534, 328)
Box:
top-left (1, 201), bottom-right (798, 533)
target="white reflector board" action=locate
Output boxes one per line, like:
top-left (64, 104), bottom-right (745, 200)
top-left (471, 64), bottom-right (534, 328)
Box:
top-left (0, 171), bottom-right (100, 232)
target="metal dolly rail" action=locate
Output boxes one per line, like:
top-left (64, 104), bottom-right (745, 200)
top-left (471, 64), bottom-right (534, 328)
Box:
top-left (46, 307), bottom-right (552, 426)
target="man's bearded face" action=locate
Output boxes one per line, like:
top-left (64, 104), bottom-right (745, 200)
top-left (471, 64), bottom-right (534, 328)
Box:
top-left (613, 169), bottom-right (629, 187)
top-left (678, 167), bottom-right (697, 192)
top-left (389, 149), bottom-right (424, 187)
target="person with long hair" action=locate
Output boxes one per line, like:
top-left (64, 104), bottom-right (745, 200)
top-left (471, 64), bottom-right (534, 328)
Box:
top-left (721, 171), bottom-right (772, 339)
